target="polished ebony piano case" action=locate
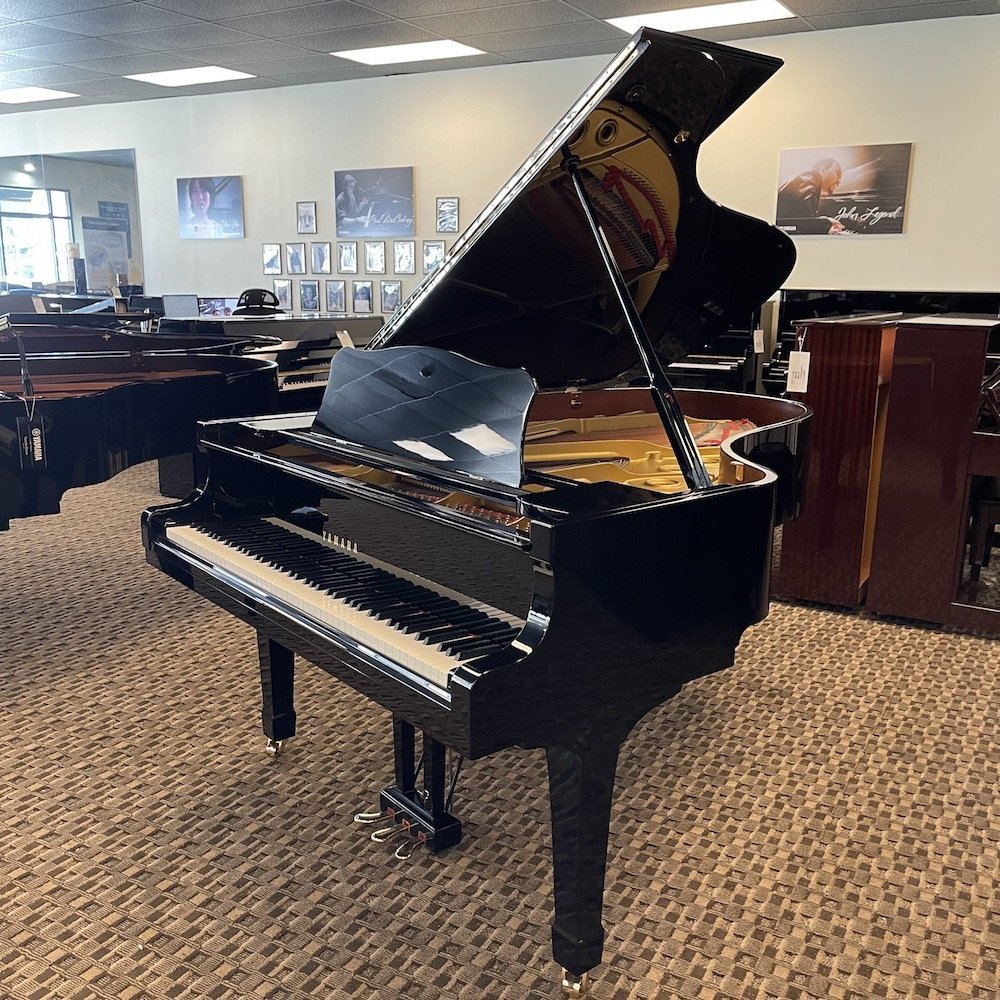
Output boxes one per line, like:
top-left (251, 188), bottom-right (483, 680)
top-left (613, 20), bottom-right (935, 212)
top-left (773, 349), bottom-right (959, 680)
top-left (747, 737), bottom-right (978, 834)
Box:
top-left (144, 28), bottom-right (810, 995)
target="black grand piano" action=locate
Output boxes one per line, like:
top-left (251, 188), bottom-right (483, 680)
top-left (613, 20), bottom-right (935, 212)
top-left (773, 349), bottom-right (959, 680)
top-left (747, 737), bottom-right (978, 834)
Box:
top-left (144, 28), bottom-right (810, 995)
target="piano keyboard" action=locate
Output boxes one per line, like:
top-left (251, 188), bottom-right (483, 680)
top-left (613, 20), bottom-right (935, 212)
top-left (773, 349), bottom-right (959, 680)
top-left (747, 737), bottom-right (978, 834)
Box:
top-left (164, 517), bottom-right (525, 690)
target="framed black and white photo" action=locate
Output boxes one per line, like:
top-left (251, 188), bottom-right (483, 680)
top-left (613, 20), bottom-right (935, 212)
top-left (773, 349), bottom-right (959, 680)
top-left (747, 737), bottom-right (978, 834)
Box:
top-left (381, 280), bottom-right (402, 314)
top-left (365, 240), bottom-right (385, 274)
top-left (177, 175), bottom-right (244, 239)
top-left (299, 279), bottom-right (320, 312)
top-left (326, 279), bottom-right (346, 313)
top-left (435, 196), bottom-right (459, 233)
top-left (335, 167), bottom-right (414, 237)
top-left (337, 240), bottom-right (357, 274)
top-left (273, 278), bottom-right (292, 311)
top-left (422, 239), bottom-right (445, 274)
top-left (393, 240), bottom-right (415, 275)
top-left (262, 243), bottom-right (281, 275)
top-left (296, 200), bottom-right (317, 235)
top-left (352, 280), bottom-right (373, 314)
top-left (286, 242), bottom-right (306, 274)
top-left (311, 241), bottom-right (331, 274)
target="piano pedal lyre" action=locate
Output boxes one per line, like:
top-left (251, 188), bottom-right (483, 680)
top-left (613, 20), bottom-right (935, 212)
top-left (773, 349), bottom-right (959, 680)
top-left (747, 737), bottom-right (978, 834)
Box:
top-left (560, 970), bottom-right (590, 997)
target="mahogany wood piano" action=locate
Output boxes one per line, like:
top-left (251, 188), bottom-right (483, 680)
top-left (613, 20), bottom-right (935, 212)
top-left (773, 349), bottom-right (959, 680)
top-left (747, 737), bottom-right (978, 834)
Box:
top-left (144, 28), bottom-right (810, 995)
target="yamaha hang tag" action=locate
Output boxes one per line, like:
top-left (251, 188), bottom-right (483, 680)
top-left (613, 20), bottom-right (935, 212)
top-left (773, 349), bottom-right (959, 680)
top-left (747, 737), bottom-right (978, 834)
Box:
top-left (17, 415), bottom-right (46, 469)
top-left (786, 350), bottom-right (810, 393)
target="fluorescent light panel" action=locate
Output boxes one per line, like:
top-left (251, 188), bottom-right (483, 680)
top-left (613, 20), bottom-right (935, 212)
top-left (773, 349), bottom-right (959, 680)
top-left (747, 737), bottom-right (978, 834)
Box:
top-left (0, 86), bottom-right (78, 104)
top-left (608, 0), bottom-right (795, 33)
top-left (125, 66), bottom-right (255, 87)
top-left (332, 40), bottom-right (483, 66)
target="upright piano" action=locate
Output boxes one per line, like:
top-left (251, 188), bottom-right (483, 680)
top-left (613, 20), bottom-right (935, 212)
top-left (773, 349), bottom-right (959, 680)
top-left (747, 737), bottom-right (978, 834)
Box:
top-left (144, 28), bottom-right (810, 995)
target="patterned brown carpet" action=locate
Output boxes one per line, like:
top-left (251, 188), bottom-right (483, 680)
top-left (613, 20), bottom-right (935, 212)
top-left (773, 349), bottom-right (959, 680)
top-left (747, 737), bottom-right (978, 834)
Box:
top-left (1, 463), bottom-right (997, 1000)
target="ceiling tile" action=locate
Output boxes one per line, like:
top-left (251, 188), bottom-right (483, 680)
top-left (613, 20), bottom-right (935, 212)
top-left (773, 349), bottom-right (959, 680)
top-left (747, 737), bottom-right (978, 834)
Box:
top-left (360, 0), bottom-right (507, 14)
top-left (6, 37), bottom-right (149, 62)
top-left (457, 20), bottom-right (624, 53)
top-left (219, 1), bottom-right (390, 39)
top-left (804, 0), bottom-right (998, 26)
top-left (556, 0), bottom-right (735, 15)
top-left (0, 63), bottom-right (111, 85)
top-left (29, 3), bottom-right (202, 35)
top-left (180, 39), bottom-right (322, 67)
top-left (0, 0), bottom-right (123, 16)
top-left (228, 53), bottom-right (346, 76)
top-left (144, 0), bottom-right (322, 16)
top-left (289, 21), bottom-right (439, 52)
top-left (409, 1), bottom-right (589, 36)
top-left (102, 21), bottom-right (259, 51)
top-left (0, 21), bottom-right (86, 47)
top-left (0, 51), bottom-right (53, 71)
top-left (785, 0), bottom-right (986, 13)
top-left (63, 51), bottom-right (196, 73)
top-left (692, 18), bottom-right (815, 39)
top-left (65, 76), bottom-right (175, 97)
top-left (501, 39), bottom-right (626, 62)
top-left (259, 66), bottom-right (385, 85)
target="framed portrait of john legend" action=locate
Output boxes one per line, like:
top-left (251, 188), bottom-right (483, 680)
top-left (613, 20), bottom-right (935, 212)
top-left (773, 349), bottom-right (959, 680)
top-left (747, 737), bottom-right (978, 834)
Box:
top-left (335, 167), bottom-right (414, 238)
top-left (775, 143), bottom-right (912, 236)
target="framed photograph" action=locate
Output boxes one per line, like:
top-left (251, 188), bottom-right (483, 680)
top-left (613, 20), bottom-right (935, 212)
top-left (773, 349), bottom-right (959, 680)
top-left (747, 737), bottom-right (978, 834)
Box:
top-left (337, 240), bottom-right (357, 274)
top-left (311, 241), bottom-right (331, 274)
top-left (177, 175), bottom-right (244, 239)
top-left (776, 143), bottom-right (913, 236)
top-left (299, 279), bottom-right (320, 312)
top-left (435, 196), bottom-right (459, 233)
top-left (422, 239), bottom-right (446, 275)
top-left (380, 280), bottom-right (402, 314)
top-left (393, 240), bottom-right (415, 275)
top-left (286, 242), bottom-right (306, 274)
top-left (352, 279), bottom-right (373, 314)
top-left (273, 278), bottom-right (292, 311)
top-left (325, 279), bottom-right (346, 313)
top-left (335, 166), bottom-right (414, 237)
top-left (296, 200), bottom-right (317, 234)
top-left (365, 240), bottom-right (385, 274)
top-left (262, 242), bottom-right (281, 275)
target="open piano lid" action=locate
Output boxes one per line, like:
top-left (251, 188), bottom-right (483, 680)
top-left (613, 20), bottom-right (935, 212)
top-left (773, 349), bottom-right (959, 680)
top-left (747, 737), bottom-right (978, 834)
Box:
top-left (368, 27), bottom-right (795, 388)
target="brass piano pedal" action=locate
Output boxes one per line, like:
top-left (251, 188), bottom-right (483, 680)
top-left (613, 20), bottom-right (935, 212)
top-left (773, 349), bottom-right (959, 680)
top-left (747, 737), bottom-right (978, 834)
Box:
top-left (353, 809), bottom-right (385, 825)
top-left (560, 970), bottom-right (590, 997)
top-left (370, 824), bottom-right (402, 844)
top-left (264, 738), bottom-right (284, 758)
top-left (393, 838), bottom-right (420, 861)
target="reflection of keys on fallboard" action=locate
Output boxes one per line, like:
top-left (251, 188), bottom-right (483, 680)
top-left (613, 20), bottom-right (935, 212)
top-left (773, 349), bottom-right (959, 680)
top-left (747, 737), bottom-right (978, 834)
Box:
top-left (163, 517), bottom-right (525, 691)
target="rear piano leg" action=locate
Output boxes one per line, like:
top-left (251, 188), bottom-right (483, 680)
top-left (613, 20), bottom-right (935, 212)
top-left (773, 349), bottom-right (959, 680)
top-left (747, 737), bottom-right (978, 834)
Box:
top-left (545, 741), bottom-right (622, 996)
top-left (362, 717), bottom-right (463, 856)
top-left (257, 633), bottom-right (296, 757)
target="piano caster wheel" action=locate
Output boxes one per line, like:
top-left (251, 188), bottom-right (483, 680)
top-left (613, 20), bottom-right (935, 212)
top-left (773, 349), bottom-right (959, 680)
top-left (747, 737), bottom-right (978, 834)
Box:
top-left (560, 970), bottom-right (589, 997)
top-left (371, 824), bottom-right (402, 844)
top-left (353, 809), bottom-right (385, 825)
top-left (264, 738), bottom-right (284, 758)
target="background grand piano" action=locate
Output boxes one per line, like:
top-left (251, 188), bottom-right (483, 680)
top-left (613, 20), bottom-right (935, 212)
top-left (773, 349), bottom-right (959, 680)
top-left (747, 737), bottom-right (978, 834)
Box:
top-left (144, 28), bottom-right (810, 996)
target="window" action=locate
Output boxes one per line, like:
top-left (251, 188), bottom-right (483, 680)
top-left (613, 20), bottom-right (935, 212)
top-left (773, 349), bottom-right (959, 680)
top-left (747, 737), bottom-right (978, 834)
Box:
top-left (0, 187), bottom-right (73, 287)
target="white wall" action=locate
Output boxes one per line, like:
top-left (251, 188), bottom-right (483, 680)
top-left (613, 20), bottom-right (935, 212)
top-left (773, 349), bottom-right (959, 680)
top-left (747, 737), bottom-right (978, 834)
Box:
top-left (0, 14), bottom-right (996, 297)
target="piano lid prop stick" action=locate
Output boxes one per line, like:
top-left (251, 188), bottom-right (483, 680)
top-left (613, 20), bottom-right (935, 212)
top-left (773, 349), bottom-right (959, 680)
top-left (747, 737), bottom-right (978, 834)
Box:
top-left (16, 335), bottom-right (34, 398)
top-left (559, 149), bottom-right (712, 492)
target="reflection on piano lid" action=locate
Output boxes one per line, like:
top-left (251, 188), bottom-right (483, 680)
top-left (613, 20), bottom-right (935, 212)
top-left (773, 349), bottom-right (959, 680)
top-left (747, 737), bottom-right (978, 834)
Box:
top-left (144, 27), bottom-right (809, 995)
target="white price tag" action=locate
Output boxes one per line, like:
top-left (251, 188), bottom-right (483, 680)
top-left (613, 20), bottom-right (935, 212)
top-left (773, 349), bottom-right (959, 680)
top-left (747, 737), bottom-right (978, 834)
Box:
top-left (335, 330), bottom-right (355, 349)
top-left (752, 328), bottom-right (765, 354)
top-left (786, 350), bottom-right (810, 393)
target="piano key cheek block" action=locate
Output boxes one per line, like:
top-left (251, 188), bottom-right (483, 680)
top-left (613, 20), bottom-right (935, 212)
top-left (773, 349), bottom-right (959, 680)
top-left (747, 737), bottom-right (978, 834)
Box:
top-left (142, 26), bottom-right (810, 997)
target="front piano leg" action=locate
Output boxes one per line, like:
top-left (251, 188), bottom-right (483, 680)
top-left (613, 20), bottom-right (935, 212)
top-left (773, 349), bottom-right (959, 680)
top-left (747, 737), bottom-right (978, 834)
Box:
top-left (257, 633), bottom-right (296, 756)
top-left (545, 741), bottom-right (622, 994)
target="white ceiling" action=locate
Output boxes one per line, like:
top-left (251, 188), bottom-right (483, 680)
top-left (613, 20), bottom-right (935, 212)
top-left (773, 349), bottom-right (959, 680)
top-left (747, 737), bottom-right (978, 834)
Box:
top-left (0, 0), bottom-right (996, 113)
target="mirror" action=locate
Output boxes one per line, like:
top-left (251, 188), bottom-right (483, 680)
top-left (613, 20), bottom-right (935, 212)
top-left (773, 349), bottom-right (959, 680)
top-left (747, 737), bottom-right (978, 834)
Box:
top-left (0, 149), bottom-right (142, 294)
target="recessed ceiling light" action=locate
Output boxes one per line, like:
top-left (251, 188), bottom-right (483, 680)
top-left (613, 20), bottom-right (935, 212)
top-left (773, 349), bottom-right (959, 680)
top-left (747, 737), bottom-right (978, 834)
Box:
top-left (607, 0), bottom-right (795, 34)
top-left (125, 66), bottom-right (255, 87)
top-left (22, 161), bottom-right (36, 172)
top-left (332, 40), bottom-right (484, 66)
top-left (0, 86), bottom-right (78, 104)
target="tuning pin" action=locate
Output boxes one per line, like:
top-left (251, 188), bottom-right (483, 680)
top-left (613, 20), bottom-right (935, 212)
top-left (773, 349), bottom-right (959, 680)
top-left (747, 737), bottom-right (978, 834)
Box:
top-left (353, 809), bottom-right (385, 825)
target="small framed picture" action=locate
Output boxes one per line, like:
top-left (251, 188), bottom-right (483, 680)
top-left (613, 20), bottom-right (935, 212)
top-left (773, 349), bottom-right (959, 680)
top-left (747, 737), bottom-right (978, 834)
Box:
top-left (381, 280), bottom-right (402, 313)
top-left (337, 240), bottom-right (357, 274)
top-left (299, 279), bottom-right (320, 312)
top-left (273, 278), bottom-right (292, 311)
top-left (423, 239), bottom-right (446, 274)
top-left (326, 279), bottom-right (346, 313)
top-left (262, 242), bottom-right (281, 275)
top-left (365, 240), bottom-right (385, 274)
top-left (296, 200), bottom-right (317, 234)
top-left (394, 240), bottom-right (415, 275)
top-left (435, 196), bottom-right (459, 233)
top-left (311, 241), bottom-right (331, 274)
top-left (286, 242), bottom-right (306, 274)
top-left (352, 279), bottom-right (373, 314)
